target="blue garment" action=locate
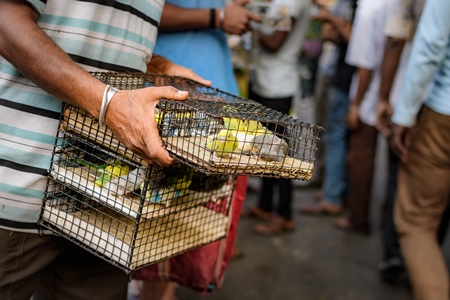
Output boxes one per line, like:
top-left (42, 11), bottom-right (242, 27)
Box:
top-left (154, 0), bottom-right (239, 95)
top-left (322, 87), bottom-right (349, 205)
top-left (392, 0), bottom-right (450, 127)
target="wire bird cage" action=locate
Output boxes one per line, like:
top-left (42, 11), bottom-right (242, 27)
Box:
top-left (62, 72), bottom-right (323, 180)
top-left (41, 133), bottom-right (235, 273)
top-left (39, 72), bottom-right (322, 273)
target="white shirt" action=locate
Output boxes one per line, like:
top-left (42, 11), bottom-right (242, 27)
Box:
top-left (252, 0), bottom-right (312, 98)
top-left (345, 0), bottom-right (393, 126)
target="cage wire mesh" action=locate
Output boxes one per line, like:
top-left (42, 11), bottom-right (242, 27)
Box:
top-left (41, 130), bottom-right (235, 272)
top-left (40, 72), bottom-right (322, 272)
top-left (62, 72), bottom-right (323, 180)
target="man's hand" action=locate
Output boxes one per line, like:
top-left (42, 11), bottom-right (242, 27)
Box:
top-left (222, 0), bottom-right (261, 35)
top-left (105, 86), bottom-right (189, 166)
top-left (390, 124), bottom-right (412, 162)
top-left (346, 105), bottom-right (359, 130)
top-left (313, 6), bottom-right (332, 22)
top-left (376, 99), bottom-right (393, 138)
top-left (147, 55), bottom-right (212, 86)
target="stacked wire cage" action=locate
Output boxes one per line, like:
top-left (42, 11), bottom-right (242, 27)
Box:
top-left (40, 72), bottom-right (323, 273)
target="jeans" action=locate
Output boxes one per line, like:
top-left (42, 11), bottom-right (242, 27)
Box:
top-left (322, 86), bottom-right (349, 205)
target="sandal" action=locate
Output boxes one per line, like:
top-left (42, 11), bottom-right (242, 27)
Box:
top-left (334, 217), bottom-right (370, 236)
top-left (298, 201), bottom-right (343, 216)
top-left (254, 217), bottom-right (295, 235)
top-left (241, 206), bottom-right (273, 220)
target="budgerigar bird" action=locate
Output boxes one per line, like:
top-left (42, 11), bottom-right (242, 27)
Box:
top-left (105, 167), bottom-right (147, 196)
top-left (240, 119), bottom-right (264, 133)
top-left (206, 129), bottom-right (238, 159)
top-left (94, 160), bottom-right (131, 187)
top-left (143, 184), bottom-right (181, 207)
top-left (223, 117), bottom-right (242, 131)
top-left (251, 133), bottom-right (288, 163)
top-left (141, 166), bottom-right (194, 207)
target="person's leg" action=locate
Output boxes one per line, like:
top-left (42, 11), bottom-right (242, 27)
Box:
top-left (0, 230), bottom-right (61, 300)
top-left (258, 177), bottom-right (275, 213)
top-left (312, 72), bottom-right (332, 182)
top-left (395, 107), bottom-right (450, 300)
top-left (379, 148), bottom-right (406, 282)
top-left (382, 148), bottom-right (402, 260)
top-left (34, 238), bottom-right (129, 300)
top-left (277, 178), bottom-right (293, 221)
top-left (337, 122), bottom-right (377, 234)
top-left (299, 87), bottom-right (348, 215)
top-left (139, 282), bottom-right (176, 300)
top-left (322, 87), bottom-right (349, 206)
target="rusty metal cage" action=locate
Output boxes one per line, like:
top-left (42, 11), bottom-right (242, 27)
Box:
top-left (62, 72), bottom-right (323, 180)
top-left (41, 131), bottom-right (235, 273)
top-left (39, 72), bottom-right (322, 273)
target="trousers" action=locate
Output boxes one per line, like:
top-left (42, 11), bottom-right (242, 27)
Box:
top-left (395, 106), bottom-right (450, 300)
top-left (0, 229), bottom-right (128, 300)
top-left (346, 121), bottom-right (378, 232)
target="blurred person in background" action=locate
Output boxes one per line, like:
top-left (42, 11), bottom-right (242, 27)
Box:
top-left (242, 0), bottom-right (314, 234)
top-left (333, 0), bottom-right (393, 236)
top-left (375, 0), bottom-right (450, 284)
top-left (299, 0), bottom-right (357, 216)
top-left (389, 0), bottom-right (450, 298)
top-left (132, 1), bottom-right (260, 299)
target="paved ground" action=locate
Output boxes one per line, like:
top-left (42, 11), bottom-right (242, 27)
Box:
top-left (129, 137), bottom-right (449, 300)
top-left (174, 185), bottom-right (414, 300)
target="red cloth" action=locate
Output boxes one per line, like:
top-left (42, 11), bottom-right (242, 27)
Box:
top-left (133, 176), bottom-right (248, 294)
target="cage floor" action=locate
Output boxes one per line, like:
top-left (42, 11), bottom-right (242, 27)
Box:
top-left (62, 107), bottom-right (314, 180)
top-left (165, 136), bottom-right (313, 180)
top-left (42, 204), bottom-right (228, 271)
top-left (50, 167), bottom-right (233, 219)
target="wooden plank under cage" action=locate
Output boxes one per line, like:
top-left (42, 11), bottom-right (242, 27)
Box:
top-left (41, 204), bottom-right (228, 271)
top-left (50, 167), bottom-right (234, 220)
top-left (61, 106), bottom-right (314, 180)
top-left (165, 136), bottom-right (314, 180)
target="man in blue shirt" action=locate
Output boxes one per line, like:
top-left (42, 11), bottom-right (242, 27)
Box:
top-left (391, 0), bottom-right (450, 298)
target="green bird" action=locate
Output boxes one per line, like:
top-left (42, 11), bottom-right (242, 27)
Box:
top-left (94, 160), bottom-right (131, 187)
top-left (206, 129), bottom-right (238, 159)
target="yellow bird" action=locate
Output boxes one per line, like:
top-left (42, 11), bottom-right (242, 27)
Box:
top-left (206, 129), bottom-right (238, 159)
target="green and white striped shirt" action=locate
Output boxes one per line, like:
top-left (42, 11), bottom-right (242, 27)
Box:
top-left (0, 0), bottom-right (163, 232)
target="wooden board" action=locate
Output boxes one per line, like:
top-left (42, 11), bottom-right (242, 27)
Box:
top-left (50, 166), bottom-right (234, 220)
top-left (42, 204), bottom-right (229, 271)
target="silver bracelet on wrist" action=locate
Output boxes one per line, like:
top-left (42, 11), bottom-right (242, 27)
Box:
top-left (99, 85), bottom-right (119, 127)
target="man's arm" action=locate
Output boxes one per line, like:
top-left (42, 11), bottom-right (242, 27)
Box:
top-left (376, 37), bottom-right (406, 137)
top-left (321, 22), bottom-right (340, 43)
top-left (347, 68), bottom-right (372, 129)
top-left (258, 25), bottom-right (291, 52)
top-left (391, 0), bottom-right (450, 161)
top-left (315, 7), bottom-right (352, 43)
top-left (0, 0), bottom-right (188, 166)
top-left (159, 1), bottom-right (260, 35)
